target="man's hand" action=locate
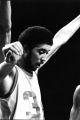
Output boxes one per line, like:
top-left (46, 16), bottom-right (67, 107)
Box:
top-left (2, 41), bottom-right (23, 64)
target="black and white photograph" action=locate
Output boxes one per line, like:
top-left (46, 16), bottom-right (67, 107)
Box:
top-left (0, 0), bottom-right (80, 119)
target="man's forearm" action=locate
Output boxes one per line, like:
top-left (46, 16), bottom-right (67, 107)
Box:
top-left (47, 15), bottom-right (80, 61)
top-left (0, 0), bottom-right (11, 63)
top-left (51, 15), bottom-right (80, 55)
top-left (53, 15), bottom-right (80, 47)
top-left (0, 0), bottom-right (11, 32)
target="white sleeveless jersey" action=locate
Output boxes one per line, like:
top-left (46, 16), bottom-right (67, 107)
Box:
top-left (13, 66), bottom-right (45, 119)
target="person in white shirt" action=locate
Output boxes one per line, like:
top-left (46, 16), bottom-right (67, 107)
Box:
top-left (1, 0), bottom-right (80, 119)
top-left (69, 85), bottom-right (80, 120)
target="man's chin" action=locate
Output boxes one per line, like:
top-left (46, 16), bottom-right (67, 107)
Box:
top-left (32, 63), bottom-right (46, 71)
top-left (33, 65), bottom-right (40, 71)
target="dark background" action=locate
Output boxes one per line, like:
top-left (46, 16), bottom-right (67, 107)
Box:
top-left (11, 0), bottom-right (80, 119)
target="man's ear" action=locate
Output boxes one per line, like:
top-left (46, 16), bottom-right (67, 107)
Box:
top-left (23, 49), bottom-right (29, 58)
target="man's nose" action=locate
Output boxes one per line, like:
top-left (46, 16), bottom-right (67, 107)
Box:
top-left (40, 58), bottom-right (46, 64)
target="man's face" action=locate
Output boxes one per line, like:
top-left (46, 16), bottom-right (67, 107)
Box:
top-left (30, 44), bottom-right (52, 71)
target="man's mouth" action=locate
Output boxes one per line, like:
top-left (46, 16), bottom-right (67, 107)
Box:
top-left (36, 63), bottom-right (40, 67)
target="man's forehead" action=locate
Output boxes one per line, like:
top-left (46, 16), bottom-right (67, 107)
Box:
top-left (36, 44), bottom-right (52, 50)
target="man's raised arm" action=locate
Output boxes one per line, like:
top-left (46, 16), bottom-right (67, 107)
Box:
top-left (0, 0), bottom-right (11, 63)
top-left (47, 15), bottom-right (80, 59)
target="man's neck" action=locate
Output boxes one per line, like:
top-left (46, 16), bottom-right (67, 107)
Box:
top-left (21, 66), bottom-right (33, 77)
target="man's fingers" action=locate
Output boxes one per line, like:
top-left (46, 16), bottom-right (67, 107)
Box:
top-left (12, 42), bottom-right (23, 55)
top-left (2, 41), bottom-right (23, 56)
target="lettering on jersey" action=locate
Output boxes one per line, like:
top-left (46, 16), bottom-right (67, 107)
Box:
top-left (23, 91), bottom-right (41, 118)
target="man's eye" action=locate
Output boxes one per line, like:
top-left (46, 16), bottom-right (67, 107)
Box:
top-left (38, 49), bottom-right (49, 55)
top-left (38, 49), bottom-right (45, 54)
